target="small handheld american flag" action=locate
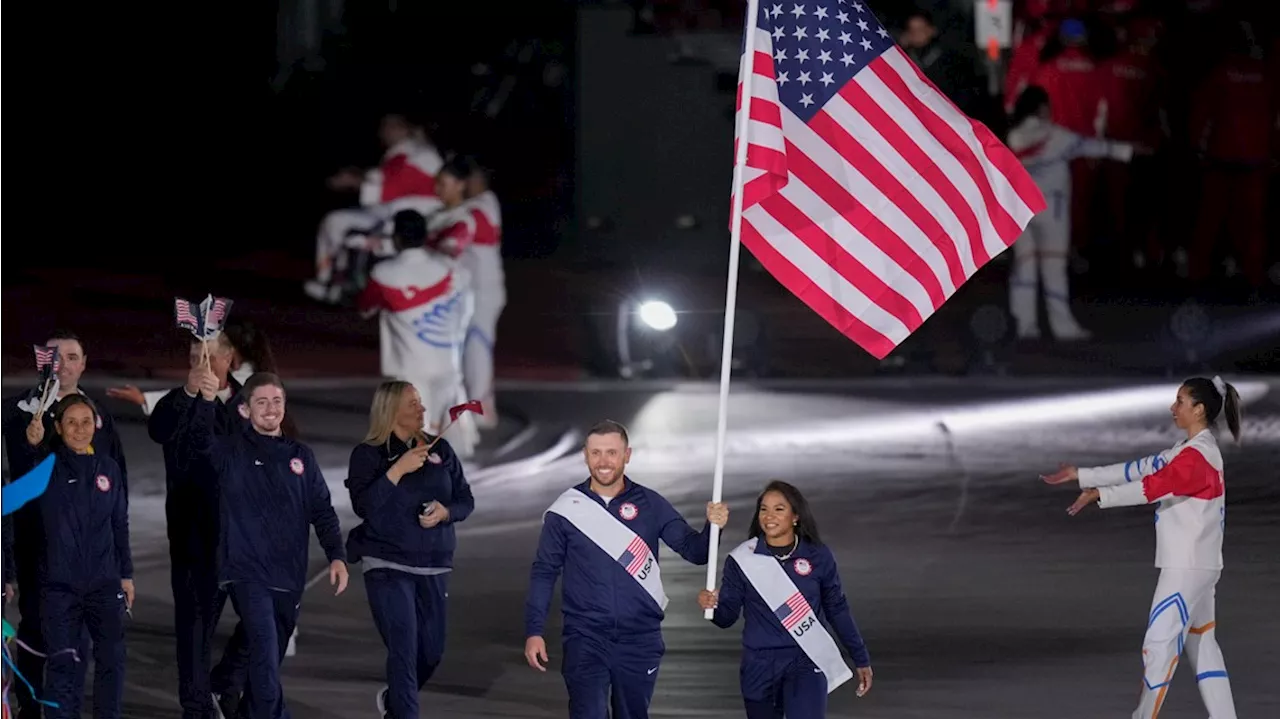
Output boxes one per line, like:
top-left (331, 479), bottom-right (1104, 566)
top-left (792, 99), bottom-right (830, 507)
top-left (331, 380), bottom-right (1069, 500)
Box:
top-left (33, 345), bottom-right (60, 374)
top-left (425, 400), bottom-right (485, 452)
top-left (201, 295), bottom-right (234, 338)
top-left (174, 294), bottom-right (235, 340)
top-left (449, 400), bottom-right (484, 423)
top-left (174, 298), bottom-right (201, 335)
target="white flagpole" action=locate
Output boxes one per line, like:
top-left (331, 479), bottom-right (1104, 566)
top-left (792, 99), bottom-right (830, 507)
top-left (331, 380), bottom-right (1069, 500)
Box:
top-left (705, 0), bottom-right (763, 620)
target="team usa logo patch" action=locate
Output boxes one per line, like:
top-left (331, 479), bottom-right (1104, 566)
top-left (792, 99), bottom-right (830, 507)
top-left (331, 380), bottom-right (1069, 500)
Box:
top-left (793, 558), bottom-right (812, 576)
top-left (619, 502), bottom-right (639, 521)
top-left (95, 474), bottom-right (111, 492)
top-left (427, 453), bottom-right (442, 465)
top-left (289, 458), bottom-right (305, 476)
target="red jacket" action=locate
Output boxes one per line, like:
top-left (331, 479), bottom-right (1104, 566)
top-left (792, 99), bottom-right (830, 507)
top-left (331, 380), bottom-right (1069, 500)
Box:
top-left (1099, 50), bottom-right (1164, 144)
top-left (1032, 47), bottom-right (1103, 136)
top-left (1189, 54), bottom-right (1276, 164)
top-left (1005, 26), bottom-right (1052, 113)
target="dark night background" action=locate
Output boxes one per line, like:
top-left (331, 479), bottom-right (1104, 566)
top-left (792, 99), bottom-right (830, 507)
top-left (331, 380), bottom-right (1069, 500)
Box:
top-left (3, 0), bottom-right (1276, 378)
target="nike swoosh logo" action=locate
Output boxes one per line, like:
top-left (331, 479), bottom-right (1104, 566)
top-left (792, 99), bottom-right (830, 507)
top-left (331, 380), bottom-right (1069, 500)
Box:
top-left (254, 460), bottom-right (263, 466)
top-left (389, 454), bottom-right (401, 462)
top-left (647, 667), bottom-right (658, 675)
top-left (813, 668), bottom-right (822, 673)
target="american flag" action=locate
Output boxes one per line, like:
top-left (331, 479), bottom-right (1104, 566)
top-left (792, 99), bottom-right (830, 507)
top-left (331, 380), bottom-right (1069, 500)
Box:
top-left (617, 536), bottom-right (651, 575)
top-left (734, 0), bottom-right (1045, 359)
top-left (33, 345), bottom-right (59, 373)
top-left (773, 590), bottom-right (813, 630)
top-left (203, 295), bottom-right (234, 336)
top-left (449, 399), bottom-right (484, 422)
top-left (174, 298), bottom-right (201, 335)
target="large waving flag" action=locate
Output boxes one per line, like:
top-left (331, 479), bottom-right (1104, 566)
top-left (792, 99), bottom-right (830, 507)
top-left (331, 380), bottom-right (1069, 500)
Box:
top-left (733, 0), bottom-right (1045, 359)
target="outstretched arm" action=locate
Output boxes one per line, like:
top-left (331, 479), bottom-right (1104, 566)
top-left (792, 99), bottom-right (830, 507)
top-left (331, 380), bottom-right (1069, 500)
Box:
top-left (1098, 447), bottom-right (1221, 509)
top-left (657, 497), bottom-right (714, 566)
top-left (1077, 448), bottom-right (1176, 489)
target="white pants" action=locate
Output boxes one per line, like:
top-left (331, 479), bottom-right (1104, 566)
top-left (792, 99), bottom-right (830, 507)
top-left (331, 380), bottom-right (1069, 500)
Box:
top-left (463, 282), bottom-right (505, 406)
top-left (1132, 568), bottom-right (1236, 719)
top-left (1008, 196), bottom-right (1087, 337)
top-left (314, 208), bottom-right (384, 282)
top-left (403, 372), bottom-right (478, 459)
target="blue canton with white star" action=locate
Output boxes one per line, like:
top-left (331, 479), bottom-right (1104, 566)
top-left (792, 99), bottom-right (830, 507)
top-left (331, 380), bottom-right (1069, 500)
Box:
top-left (751, 1), bottom-right (896, 124)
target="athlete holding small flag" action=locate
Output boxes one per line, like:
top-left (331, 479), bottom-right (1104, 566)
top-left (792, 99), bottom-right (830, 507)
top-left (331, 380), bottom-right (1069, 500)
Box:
top-left (699, 481), bottom-right (872, 718)
top-left (523, 420), bottom-right (729, 719)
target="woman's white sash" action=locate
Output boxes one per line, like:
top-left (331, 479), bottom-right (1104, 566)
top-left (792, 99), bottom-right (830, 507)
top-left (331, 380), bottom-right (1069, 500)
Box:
top-left (546, 489), bottom-right (668, 611)
top-left (730, 539), bottom-right (852, 693)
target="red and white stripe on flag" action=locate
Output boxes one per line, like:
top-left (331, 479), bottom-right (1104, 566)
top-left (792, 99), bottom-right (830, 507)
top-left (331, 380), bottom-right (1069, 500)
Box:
top-left (732, 1), bottom-right (1045, 359)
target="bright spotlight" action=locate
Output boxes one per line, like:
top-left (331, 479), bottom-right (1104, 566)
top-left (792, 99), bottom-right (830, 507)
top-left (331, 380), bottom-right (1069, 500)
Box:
top-left (638, 300), bottom-right (677, 331)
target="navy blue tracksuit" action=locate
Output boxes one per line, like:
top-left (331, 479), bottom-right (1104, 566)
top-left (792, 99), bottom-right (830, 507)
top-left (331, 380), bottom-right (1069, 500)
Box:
top-left (710, 540), bottom-right (871, 719)
top-left (148, 384), bottom-right (250, 717)
top-left (525, 478), bottom-right (712, 719)
top-left (34, 448), bottom-right (132, 719)
top-left (345, 433), bottom-right (476, 719)
top-left (189, 397), bottom-right (346, 719)
top-left (2, 392), bottom-right (125, 719)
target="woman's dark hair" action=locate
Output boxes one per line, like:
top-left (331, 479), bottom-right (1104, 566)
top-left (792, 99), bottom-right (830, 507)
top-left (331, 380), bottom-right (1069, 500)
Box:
top-left (1183, 377), bottom-right (1243, 443)
top-left (50, 395), bottom-right (98, 445)
top-left (222, 318), bottom-right (278, 375)
top-left (747, 480), bottom-right (823, 545)
top-left (52, 394), bottom-right (96, 423)
top-left (1011, 86), bottom-right (1050, 127)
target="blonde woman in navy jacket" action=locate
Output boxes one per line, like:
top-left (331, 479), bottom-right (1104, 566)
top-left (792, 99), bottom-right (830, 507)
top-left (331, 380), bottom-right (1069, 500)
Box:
top-left (699, 481), bottom-right (872, 718)
top-left (344, 380), bottom-right (475, 719)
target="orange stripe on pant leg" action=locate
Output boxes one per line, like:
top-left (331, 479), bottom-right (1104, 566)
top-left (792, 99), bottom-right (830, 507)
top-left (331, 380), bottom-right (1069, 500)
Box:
top-left (1151, 656), bottom-right (1178, 719)
top-left (1188, 621), bottom-right (1215, 635)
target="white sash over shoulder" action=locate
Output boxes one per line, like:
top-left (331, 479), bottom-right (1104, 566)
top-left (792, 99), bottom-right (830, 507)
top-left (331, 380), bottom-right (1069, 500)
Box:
top-left (730, 538), bottom-right (853, 693)
top-left (547, 489), bottom-right (668, 610)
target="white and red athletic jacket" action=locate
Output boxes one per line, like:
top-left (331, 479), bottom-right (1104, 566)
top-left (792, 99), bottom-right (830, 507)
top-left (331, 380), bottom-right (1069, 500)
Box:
top-left (357, 248), bottom-right (472, 379)
top-left (1081, 429), bottom-right (1225, 570)
top-left (360, 139), bottom-right (445, 217)
top-left (1008, 116), bottom-right (1133, 208)
top-left (426, 192), bottom-right (504, 293)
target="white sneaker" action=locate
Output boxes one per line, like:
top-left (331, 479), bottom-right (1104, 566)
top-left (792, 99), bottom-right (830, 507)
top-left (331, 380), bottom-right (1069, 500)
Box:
top-left (285, 627), bottom-right (297, 657)
top-left (304, 280), bottom-right (332, 303)
top-left (376, 686), bottom-right (389, 717)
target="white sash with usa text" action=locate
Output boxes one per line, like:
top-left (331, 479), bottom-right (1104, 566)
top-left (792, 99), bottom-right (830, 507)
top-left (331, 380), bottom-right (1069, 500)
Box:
top-left (730, 539), bottom-right (852, 693)
top-left (546, 489), bottom-right (668, 611)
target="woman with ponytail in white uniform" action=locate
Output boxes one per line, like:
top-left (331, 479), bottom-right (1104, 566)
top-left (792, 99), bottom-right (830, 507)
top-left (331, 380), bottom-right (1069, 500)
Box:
top-left (1006, 86), bottom-right (1138, 341)
top-left (1043, 376), bottom-right (1241, 719)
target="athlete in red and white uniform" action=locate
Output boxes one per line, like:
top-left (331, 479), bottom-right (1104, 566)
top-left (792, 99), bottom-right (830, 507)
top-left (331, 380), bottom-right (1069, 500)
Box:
top-left (425, 158), bottom-right (505, 427)
top-left (357, 210), bottom-right (477, 457)
top-left (1006, 86), bottom-right (1134, 341)
top-left (1044, 376), bottom-right (1241, 719)
top-left (307, 114), bottom-right (444, 303)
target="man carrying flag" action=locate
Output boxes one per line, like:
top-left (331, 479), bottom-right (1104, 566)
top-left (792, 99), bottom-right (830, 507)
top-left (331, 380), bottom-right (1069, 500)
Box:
top-left (694, 0), bottom-right (1051, 690)
top-left (523, 420), bottom-right (729, 719)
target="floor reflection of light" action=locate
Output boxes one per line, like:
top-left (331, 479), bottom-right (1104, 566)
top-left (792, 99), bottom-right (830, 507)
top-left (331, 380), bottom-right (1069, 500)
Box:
top-left (628, 381), bottom-right (1273, 456)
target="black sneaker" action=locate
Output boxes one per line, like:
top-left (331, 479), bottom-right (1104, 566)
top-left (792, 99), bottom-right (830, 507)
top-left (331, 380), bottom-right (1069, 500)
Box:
top-left (213, 691), bottom-right (240, 719)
